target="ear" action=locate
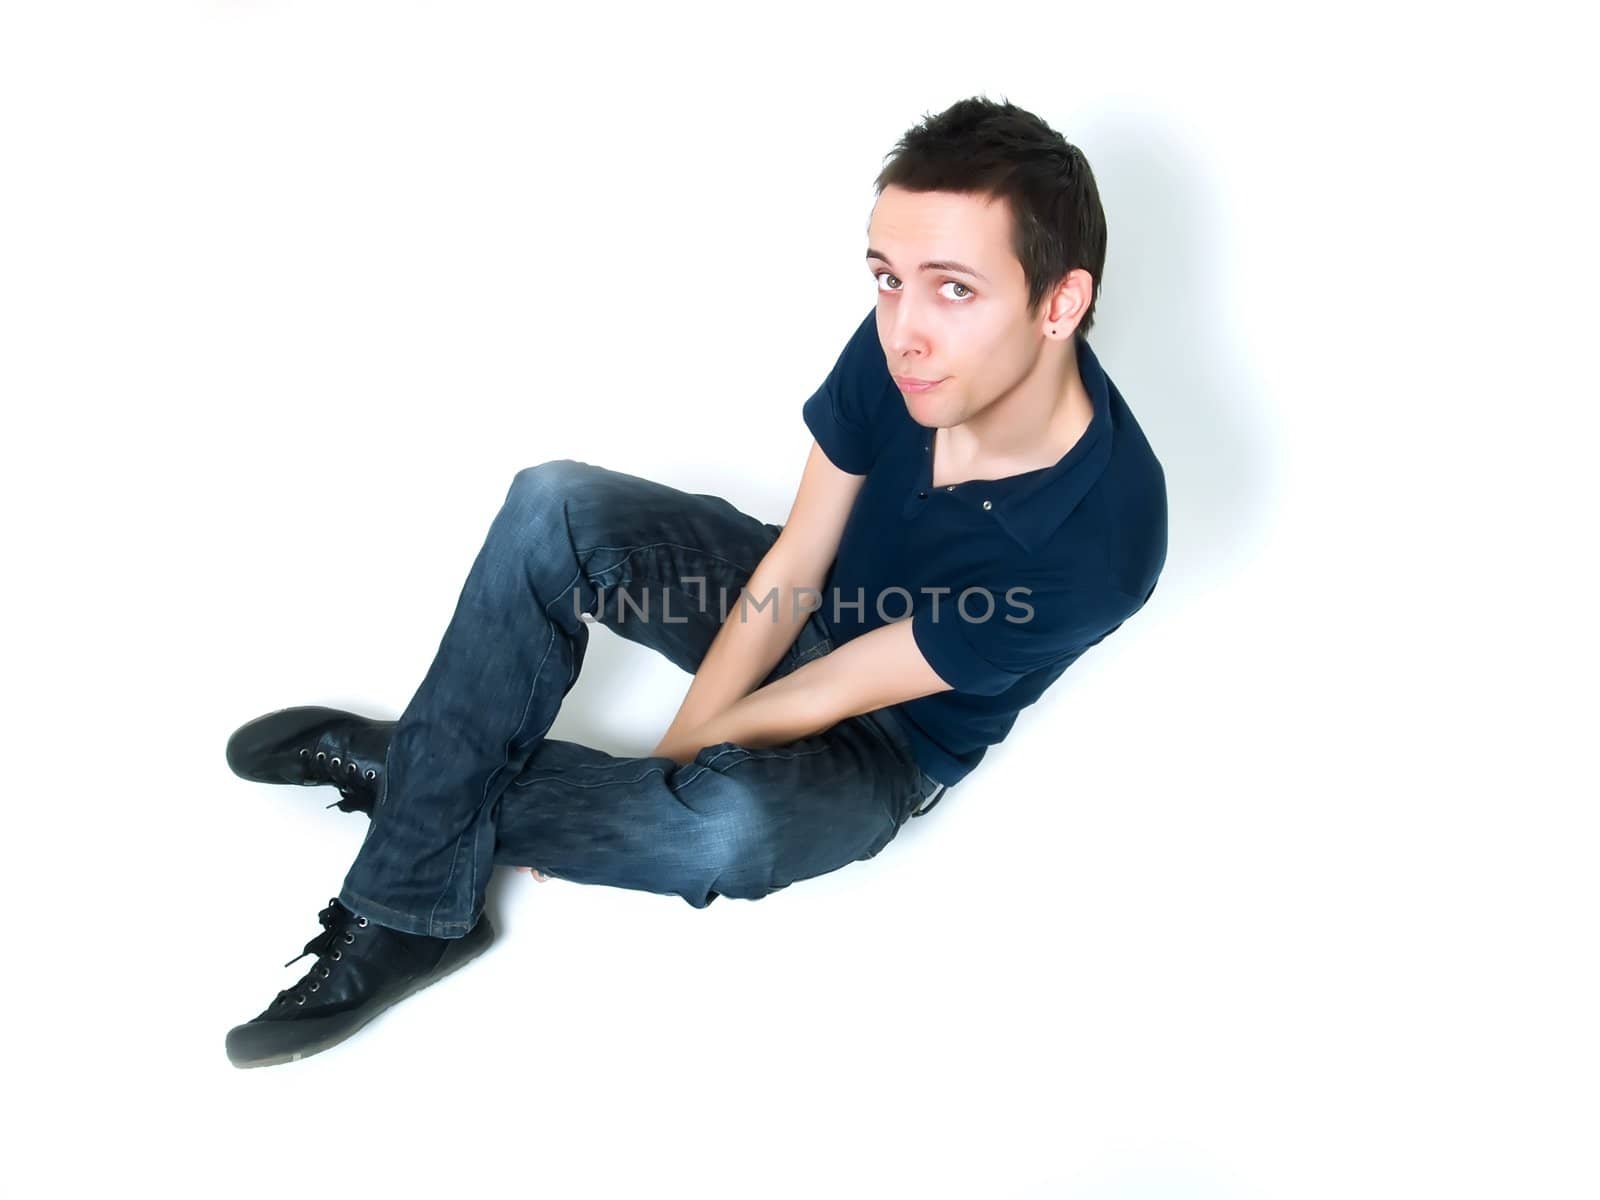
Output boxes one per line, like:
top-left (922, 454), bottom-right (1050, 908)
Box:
top-left (1043, 268), bottom-right (1094, 337)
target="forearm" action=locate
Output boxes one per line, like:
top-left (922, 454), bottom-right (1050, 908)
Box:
top-left (656, 663), bottom-right (834, 763)
top-left (658, 549), bottom-right (820, 745)
top-left (655, 612), bottom-right (945, 766)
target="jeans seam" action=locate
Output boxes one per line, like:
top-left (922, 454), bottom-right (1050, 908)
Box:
top-left (510, 762), bottom-right (673, 792)
top-left (509, 739), bottom-right (829, 793)
top-left (696, 745), bottom-right (751, 770)
top-left (676, 741), bottom-right (831, 788)
top-left (578, 540), bottom-right (761, 585)
top-left (424, 557), bottom-right (583, 933)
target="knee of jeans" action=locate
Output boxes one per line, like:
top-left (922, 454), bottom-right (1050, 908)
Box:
top-left (494, 461), bottom-right (595, 560)
top-left (508, 459), bottom-right (591, 508)
top-left (686, 783), bottom-right (775, 880)
top-left (695, 802), bottom-right (763, 875)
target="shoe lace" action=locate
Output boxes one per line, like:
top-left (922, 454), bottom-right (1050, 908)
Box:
top-left (297, 746), bottom-right (380, 813)
top-left (273, 898), bottom-right (369, 1008)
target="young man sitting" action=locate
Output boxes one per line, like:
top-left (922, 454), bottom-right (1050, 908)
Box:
top-left (221, 95), bottom-right (1169, 1069)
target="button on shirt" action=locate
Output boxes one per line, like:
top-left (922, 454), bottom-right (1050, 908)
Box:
top-left (801, 306), bottom-right (1168, 787)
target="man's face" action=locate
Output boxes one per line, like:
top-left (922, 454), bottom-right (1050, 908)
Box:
top-left (865, 184), bottom-right (1043, 430)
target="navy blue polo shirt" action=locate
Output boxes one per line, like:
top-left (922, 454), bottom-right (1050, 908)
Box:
top-left (802, 306), bottom-right (1168, 787)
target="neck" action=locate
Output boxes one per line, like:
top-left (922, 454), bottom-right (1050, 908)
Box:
top-left (947, 341), bottom-right (1094, 472)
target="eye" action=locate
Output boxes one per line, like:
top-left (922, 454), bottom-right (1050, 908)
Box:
top-left (871, 272), bottom-right (975, 301)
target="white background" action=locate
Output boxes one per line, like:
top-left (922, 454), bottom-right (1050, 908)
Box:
top-left (3, 2), bottom-right (1594, 1197)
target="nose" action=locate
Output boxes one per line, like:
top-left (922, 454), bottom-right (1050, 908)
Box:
top-left (883, 304), bottom-right (930, 362)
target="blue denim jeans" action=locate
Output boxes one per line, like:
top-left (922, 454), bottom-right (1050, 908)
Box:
top-left (338, 460), bottom-right (947, 938)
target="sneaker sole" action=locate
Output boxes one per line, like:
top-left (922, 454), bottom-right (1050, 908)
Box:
top-left (225, 916), bottom-right (495, 1069)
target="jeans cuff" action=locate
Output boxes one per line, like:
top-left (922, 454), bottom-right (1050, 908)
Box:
top-left (337, 886), bottom-right (477, 939)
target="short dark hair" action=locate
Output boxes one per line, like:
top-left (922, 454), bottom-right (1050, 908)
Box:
top-left (872, 95), bottom-right (1108, 337)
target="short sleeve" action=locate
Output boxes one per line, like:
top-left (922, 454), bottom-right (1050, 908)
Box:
top-left (802, 306), bottom-right (891, 475)
top-left (909, 582), bottom-right (1120, 697)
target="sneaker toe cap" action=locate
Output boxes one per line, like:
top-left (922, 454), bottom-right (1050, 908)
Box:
top-left (225, 1009), bottom-right (350, 1068)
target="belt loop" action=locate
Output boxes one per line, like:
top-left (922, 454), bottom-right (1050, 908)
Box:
top-left (910, 781), bottom-right (946, 818)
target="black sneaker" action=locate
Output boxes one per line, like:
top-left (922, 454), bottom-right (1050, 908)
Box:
top-left (225, 897), bottom-right (495, 1068)
top-left (225, 706), bottom-right (395, 815)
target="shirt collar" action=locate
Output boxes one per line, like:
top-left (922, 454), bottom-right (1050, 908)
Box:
top-left (986, 335), bottom-right (1116, 553)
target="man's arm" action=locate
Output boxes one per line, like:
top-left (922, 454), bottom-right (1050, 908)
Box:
top-left (652, 440), bottom-right (866, 758)
top-left (654, 616), bottom-right (953, 764)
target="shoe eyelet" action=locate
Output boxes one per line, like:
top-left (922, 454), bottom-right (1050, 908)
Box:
top-left (364, 769), bottom-right (376, 780)
top-left (346, 762), bottom-right (357, 775)
top-left (343, 931), bottom-right (355, 943)
top-left (330, 756), bottom-right (341, 769)
top-left (357, 916), bottom-right (368, 927)
top-left (299, 748), bottom-right (310, 760)
top-left (319, 965), bottom-right (330, 978)
top-left (309, 981), bottom-right (319, 992)
top-left (315, 751), bottom-right (327, 762)
top-left (295, 994), bottom-right (306, 1005)
top-left (332, 949), bottom-right (342, 960)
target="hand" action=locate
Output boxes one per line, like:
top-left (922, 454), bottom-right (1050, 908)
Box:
top-left (650, 737), bottom-right (700, 767)
top-left (518, 866), bottom-right (552, 882)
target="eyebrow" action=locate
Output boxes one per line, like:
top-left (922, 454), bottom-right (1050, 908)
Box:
top-left (865, 248), bottom-right (989, 284)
